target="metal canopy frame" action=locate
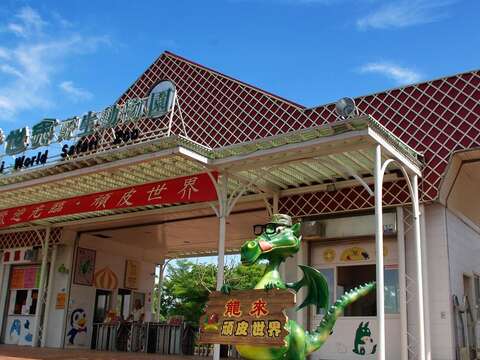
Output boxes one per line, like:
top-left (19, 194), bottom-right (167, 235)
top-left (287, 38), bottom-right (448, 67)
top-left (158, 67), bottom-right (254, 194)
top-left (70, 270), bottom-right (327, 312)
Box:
top-left (0, 116), bottom-right (428, 360)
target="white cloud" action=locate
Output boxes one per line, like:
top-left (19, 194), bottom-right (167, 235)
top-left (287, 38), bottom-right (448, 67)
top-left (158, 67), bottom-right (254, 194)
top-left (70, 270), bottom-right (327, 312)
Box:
top-left (6, 6), bottom-right (47, 38)
top-left (359, 62), bottom-right (422, 85)
top-left (357, 0), bottom-right (454, 29)
top-left (59, 81), bottom-right (92, 101)
top-left (0, 6), bottom-right (109, 121)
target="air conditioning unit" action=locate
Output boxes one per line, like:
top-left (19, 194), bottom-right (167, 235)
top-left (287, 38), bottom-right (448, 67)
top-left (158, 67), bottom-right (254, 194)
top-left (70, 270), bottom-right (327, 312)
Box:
top-left (301, 220), bottom-right (325, 237)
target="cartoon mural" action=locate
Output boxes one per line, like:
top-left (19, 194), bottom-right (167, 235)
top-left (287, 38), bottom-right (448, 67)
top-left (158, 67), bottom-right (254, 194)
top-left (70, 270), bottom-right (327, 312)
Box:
top-left (352, 322), bottom-right (377, 356)
top-left (9, 319), bottom-right (21, 343)
top-left (23, 320), bottom-right (33, 343)
top-left (6, 317), bottom-right (34, 346)
top-left (67, 308), bottom-right (88, 345)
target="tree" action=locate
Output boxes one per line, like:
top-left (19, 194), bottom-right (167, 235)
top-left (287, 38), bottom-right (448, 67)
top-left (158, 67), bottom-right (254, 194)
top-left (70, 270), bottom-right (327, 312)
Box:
top-left (157, 259), bottom-right (265, 325)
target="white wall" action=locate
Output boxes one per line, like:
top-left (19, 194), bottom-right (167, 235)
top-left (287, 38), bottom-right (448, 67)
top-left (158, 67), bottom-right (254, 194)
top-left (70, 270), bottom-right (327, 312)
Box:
top-left (423, 203), bottom-right (455, 360)
top-left (404, 203), bottom-right (480, 360)
top-left (0, 262), bottom-right (10, 342)
top-left (283, 239), bottom-right (308, 327)
top-left (309, 237), bottom-right (400, 360)
top-left (446, 207), bottom-right (480, 354)
top-left (64, 235), bottom-right (156, 349)
top-left (44, 232), bottom-right (76, 348)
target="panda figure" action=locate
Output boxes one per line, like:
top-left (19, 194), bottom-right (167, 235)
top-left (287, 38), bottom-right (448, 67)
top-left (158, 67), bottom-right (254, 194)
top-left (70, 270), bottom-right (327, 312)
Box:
top-left (67, 308), bottom-right (87, 345)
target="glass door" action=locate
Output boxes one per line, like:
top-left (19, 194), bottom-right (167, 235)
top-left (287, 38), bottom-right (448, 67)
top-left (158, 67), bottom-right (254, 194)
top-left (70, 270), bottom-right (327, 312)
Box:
top-left (93, 290), bottom-right (111, 324)
top-left (91, 289), bottom-right (111, 349)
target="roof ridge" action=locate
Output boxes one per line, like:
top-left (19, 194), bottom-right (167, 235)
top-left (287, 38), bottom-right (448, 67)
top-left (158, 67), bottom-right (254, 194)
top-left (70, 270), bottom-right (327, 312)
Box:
top-left (162, 51), bottom-right (306, 109)
top-left (305, 68), bottom-right (480, 111)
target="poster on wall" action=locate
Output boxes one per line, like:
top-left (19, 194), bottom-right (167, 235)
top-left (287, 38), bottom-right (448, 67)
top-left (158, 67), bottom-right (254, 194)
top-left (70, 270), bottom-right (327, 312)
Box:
top-left (124, 260), bottom-right (139, 289)
top-left (73, 247), bottom-right (96, 286)
top-left (10, 266), bottom-right (40, 289)
top-left (56, 293), bottom-right (66, 309)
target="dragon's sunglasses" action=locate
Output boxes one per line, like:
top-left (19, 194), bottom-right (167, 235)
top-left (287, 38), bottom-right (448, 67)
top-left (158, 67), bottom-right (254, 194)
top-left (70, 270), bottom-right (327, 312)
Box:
top-left (253, 223), bottom-right (290, 236)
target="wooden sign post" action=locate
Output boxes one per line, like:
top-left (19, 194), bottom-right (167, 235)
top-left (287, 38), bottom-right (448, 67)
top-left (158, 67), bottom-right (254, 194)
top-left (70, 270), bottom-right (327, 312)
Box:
top-left (198, 289), bottom-right (295, 346)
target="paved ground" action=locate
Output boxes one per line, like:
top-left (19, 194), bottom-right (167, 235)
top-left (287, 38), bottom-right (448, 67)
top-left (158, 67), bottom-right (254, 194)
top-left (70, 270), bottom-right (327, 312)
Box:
top-left (0, 345), bottom-right (210, 360)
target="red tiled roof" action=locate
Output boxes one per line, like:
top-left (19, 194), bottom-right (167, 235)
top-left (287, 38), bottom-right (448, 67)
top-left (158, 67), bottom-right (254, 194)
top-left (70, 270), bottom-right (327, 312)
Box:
top-left (117, 51), bottom-right (480, 215)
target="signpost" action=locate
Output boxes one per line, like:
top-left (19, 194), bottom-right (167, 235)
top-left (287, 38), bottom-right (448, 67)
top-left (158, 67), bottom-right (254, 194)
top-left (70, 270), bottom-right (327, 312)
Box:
top-left (198, 289), bottom-right (295, 346)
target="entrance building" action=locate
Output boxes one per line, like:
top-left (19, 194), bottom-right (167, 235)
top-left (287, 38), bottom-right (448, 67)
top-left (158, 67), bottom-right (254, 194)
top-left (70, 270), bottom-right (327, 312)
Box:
top-left (0, 52), bottom-right (479, 360)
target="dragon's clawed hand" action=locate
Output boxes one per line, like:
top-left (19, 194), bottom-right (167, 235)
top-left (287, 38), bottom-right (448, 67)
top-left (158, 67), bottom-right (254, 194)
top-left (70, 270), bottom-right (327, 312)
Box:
top-left (264, 280), bottom-right (283, 290)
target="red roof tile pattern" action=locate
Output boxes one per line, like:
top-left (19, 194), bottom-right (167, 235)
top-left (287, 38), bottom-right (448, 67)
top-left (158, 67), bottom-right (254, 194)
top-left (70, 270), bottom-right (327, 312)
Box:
top-left (117, 52), bottom-right (480, 216)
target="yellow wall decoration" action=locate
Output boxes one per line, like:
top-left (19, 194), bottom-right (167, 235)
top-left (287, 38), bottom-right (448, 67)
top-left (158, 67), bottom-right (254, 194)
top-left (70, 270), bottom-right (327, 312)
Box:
top-left (323, 248), bottom-right (336, 263)
top-left (94, 267), bottom-right (118, 290)
top-left (340, 247), bottom-right (370, 261)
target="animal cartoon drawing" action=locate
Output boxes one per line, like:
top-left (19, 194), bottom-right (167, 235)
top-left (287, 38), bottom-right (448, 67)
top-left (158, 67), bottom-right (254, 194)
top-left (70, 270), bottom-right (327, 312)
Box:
top-left (67, 308), bottom-right (87, 345)
top-left (353, 322), bottom-right (377, 355)
top-left (23, 320), bottom-right (32, 342)
top-left (9, 319), bottom-right (21, 343)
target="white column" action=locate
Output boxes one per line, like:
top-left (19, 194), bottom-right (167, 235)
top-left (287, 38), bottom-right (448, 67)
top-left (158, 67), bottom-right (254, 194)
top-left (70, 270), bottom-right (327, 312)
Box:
top-left (396, 207), bottom-right (408, 360)
top-left (33, 227), bottom-right (51, 347)
top-left (273, 192), bottom-right (288, 282)
top-left (213, 175), bottom-right (228, 360)
top-left (420, 204), bottom-right (432, 360)
top-left (272, 192), bottom-right (279, 214)
top-left (412, 175), bottom-right (426, 360)
top-left (0, 252), bottom-right (6, 334)
top-left (41, 244), bottom-right (57, 347)
top-left (374, 144), bottom-right (385, 360)
top-left (156, 259), bottom-right (169, 322)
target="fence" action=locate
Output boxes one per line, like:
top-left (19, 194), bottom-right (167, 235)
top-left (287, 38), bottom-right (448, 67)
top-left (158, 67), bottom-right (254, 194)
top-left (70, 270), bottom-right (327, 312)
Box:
top-left (92, 322), bottom-right (240, 357)
top-left (92, 322), bottom-right (181, 354)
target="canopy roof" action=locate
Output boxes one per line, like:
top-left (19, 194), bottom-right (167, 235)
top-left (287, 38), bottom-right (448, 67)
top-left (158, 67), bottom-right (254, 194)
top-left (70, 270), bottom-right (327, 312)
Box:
top-left (0, 116), bottom-right (421, 231)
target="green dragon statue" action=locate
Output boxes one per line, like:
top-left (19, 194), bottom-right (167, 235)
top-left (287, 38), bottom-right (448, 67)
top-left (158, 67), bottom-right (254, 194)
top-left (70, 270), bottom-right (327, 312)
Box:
top-left (225, 213), bottom-right (375, 360)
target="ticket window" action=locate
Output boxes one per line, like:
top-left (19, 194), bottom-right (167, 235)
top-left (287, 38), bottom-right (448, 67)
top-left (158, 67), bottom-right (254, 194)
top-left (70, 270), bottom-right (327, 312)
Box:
top-left (7, 266), bottom-right (41, 316)
top-left (10, 289), bottom-right (38, 315)
top-left (3, 265), bottom-right (41, 346)
top-left (315, 265), bottom-right (400, 317)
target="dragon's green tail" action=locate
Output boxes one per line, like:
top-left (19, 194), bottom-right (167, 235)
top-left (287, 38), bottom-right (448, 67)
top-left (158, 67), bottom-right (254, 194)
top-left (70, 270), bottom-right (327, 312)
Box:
top-left (306, 282), bottom-right (376, 355)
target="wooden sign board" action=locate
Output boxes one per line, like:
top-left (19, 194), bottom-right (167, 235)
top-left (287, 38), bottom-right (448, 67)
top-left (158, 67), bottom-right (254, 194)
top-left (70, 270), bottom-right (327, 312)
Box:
top-left (198, 289), bottom-right (295, 346)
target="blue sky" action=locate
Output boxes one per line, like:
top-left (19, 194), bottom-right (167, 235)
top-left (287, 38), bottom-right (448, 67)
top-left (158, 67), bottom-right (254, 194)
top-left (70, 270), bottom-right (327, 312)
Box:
top-left (0, 0), bottom-right (479, 134)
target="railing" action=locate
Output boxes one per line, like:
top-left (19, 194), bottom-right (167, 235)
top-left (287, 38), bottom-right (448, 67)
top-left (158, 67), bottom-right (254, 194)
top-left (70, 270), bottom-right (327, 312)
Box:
top-left (189, 326), bottom-right (240, 358)
top-left (193, 344), bottom-right (240, 358)
top-left (92, 322), bottom-right (181, 354)
top-left (150, 322), bottom-right (182, 354)
top-left (92, 322), bottom-right (240, 357)
top-left (93, 323), bottom-right (117, 351)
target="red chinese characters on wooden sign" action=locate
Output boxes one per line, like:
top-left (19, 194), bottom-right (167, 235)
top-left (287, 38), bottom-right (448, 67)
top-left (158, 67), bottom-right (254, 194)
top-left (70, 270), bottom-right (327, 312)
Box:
top-left (0, 172), bottom-right (218, 228)
top-left (198, 289), bottom-right (295, 346)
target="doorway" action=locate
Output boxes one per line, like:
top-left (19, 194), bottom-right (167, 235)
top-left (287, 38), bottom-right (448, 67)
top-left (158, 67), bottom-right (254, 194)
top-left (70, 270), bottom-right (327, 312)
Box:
top-left (94, 290), bottom-right (111, 324)
top-left (462, 274), bottom-right (476, 357)
top-left (91, 289), bottom-right (111, 349)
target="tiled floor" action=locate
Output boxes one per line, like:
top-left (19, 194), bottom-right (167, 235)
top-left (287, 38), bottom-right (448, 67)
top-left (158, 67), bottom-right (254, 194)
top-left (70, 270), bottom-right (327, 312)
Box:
top-left (0, 345), bottom-right (209, 360)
